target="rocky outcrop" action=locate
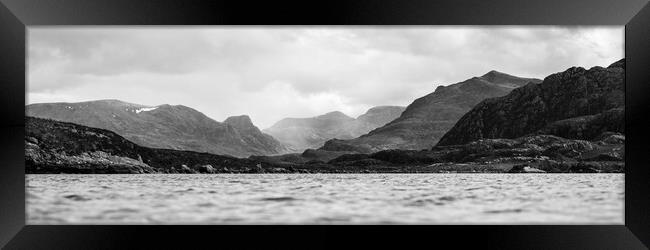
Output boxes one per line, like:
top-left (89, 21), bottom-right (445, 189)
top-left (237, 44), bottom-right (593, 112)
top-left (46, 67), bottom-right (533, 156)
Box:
top-left (26, 100), bottom-right (288, 157)
top-left (222, 115), bottom-right (289, 156)
top-left (196, 164), bottom-right (216, 173)
top-left (264, 107), bottom-right (405, 152)
top-left (26, 146), bottom-right (156, 174)
top-left (319, 71), bottom-right (541, 153)
top-left (508, 165), bottom-right (546, 173)
top-left (25, 117), bottom-right (156, 174)
top-left (26, 117), bottom-right (624, 174)
top-left (438, 59), bottom-right (625, 146)
top-left (535, 108), bottom-right (624, 140)
top-left (326, 133), bottom-right (624, 173)
top-left (25, 116), bottom-right (290, 174)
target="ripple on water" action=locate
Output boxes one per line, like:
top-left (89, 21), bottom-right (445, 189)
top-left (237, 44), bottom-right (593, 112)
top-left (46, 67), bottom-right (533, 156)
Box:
top-left (407, 198), bottom-right (446, 207)
top-left (315, 216), bottom-right (352, 223)
top-left (62, 194), bottom-right (91, 201)
top-left (103, 208), bottom-right (141, 214)
top-left (196, 202), bottom-right (216, 208)
top-left (173, 188), bottom-right (195, 193)
top-left (26, 173), bottom-right (625, 224)
top-left (259, 196), bottom-right (298, 202)
top-left (484, 208), bottom-right (524, 214)
top-left (438, 196), bottom-right (457, 202)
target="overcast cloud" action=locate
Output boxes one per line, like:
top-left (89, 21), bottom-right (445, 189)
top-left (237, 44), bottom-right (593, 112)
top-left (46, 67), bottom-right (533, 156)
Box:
top-left (28, 26), bottom-right (623, 128)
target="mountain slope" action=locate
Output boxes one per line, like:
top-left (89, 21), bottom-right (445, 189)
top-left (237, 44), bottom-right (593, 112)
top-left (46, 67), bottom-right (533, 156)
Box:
top-left (264, 106), bottom-right (405, 152)
top-left (26, 116), bottom-right (625, 174)
top-left (25, 99), bottom-right (288, 157)
top-left (25, 116), bottom-right (298, 173)
top-left (320, 71), bottom-right (542, 153)
top-left (437, 59), bottom-right (625, 146)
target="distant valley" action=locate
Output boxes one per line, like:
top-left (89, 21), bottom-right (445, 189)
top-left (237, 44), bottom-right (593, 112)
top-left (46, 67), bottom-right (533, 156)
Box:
top-left (263, 106), bottom-right (405, 152)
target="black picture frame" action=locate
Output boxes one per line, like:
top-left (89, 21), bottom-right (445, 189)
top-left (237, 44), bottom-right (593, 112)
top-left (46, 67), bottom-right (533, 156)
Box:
top-left (1, 0), bottom-right (649, 249)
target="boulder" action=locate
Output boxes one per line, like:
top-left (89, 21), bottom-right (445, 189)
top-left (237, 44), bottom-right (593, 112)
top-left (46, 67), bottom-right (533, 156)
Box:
top-left (596, 132), bottom-right (625, 145)
top-left (253, 163), bottom-right (265, 173)
top-left (508, 164), bottom-right (546, 173)
top-left (178, 164), bottom-right (194, 173)
top-left (197, 164), bottom-right (215, 173)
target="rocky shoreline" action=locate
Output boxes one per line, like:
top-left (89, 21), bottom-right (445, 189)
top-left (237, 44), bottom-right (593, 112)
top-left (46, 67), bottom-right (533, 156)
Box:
top-left (26, 117), bottom-right (624, 174)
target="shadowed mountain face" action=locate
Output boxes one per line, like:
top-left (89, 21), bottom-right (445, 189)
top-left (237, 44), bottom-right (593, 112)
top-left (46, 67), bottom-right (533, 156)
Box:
top-left (25, 116), bottom-right (294, 174)
top-left (263, 106), bottom-right (405, 152)
top-left (319, 71), bottom-right (542, 153)
top-left (437, 59), bottom-right (625, 146)
top-left (25, 100), bottom-right (288, 157)
top-left (26, 116), bottom-right (624, 174)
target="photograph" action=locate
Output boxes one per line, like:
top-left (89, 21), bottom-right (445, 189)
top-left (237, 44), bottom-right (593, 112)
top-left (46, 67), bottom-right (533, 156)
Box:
top-left (25, 26), bottom-right (625, 225)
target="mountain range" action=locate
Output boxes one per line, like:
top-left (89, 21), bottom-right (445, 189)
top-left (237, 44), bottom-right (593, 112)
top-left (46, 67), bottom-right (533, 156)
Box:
top-left (26, 99), bottom-right (288, 158)
top-left (263, 106), bottom-right (405, 152)
top-left (319, 70), bottom-right (542, 153)
top-left (438, 59), bottom-right (625, 146)
top-left (25, 59), bottom-right (624, 164)
top-left (25, 59), bottom-right (625, 174)
top-left (26, 115), bottom-right (624, 174)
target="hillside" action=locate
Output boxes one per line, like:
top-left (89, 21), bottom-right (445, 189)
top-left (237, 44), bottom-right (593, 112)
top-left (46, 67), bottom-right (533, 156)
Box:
top-left (438, 59), bottom-right (625, 146)
top-left (26, 100), bottom-right (288, 157)
top-left (25, 116), bottom-right (299, 173)
top-left (26, 116), bottom-right (624, 174)
top-left (320, 71), bottom-right (542, 153)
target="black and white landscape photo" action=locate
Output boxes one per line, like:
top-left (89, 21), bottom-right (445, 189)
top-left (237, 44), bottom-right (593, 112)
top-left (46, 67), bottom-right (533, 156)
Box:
top-left (26, 26), bottom-right (625, 224)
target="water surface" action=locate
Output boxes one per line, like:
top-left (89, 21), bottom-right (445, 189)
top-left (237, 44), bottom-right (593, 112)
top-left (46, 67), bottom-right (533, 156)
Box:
top-left (27, 173), bottom-right (624, 224)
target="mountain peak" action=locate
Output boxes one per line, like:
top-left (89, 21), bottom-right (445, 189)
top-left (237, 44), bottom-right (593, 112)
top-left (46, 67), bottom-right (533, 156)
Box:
top-left (92, 99), bottom-right (145, 107)
top-left (319, 111), bottom-right (352, 120)
top-left (26, 101), bottom-right (287, 157)
top-left (478, 70), bottom-right (541, 87)
top-left (224, 115), bottom-right (254, 128)
top-left (480, 70), bottom-right (516, 80)
top-left (483, 70), bottom-right (504, 76)
top-left (363, 106), bottom-right (406, 115)
top-left (438, 61), bottom-right (624, 146)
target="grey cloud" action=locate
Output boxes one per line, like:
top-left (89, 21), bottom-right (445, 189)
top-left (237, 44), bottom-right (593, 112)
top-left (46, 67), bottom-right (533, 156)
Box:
top-left (27, 26), bottom-right (623, 128)
top-left (29, 28), bottom-right (220, 76)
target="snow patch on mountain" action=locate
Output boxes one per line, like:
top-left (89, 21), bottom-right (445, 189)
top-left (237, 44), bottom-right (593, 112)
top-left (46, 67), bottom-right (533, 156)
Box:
top-left (135, 107), bottom-right (158, 114)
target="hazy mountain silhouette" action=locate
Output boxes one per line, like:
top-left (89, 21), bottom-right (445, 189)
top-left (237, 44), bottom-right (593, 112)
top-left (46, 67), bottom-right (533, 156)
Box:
top-left (264, 106), bottom-right (405, 152)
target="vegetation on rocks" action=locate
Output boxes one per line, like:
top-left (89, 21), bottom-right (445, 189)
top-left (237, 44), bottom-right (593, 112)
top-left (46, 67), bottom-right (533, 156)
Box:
top-left (26, 115), bottom-right (624, 174)
top-left (438, 59), bottom-right (624, 146)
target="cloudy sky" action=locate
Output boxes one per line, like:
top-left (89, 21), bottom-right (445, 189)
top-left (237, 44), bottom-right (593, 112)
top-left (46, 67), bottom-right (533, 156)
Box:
top-left (28, 26), bottom-right (623, 128)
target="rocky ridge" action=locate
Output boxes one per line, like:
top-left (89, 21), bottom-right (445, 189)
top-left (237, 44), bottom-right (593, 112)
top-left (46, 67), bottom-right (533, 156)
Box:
top-left (438, 59), bottom-right (625, 146)
top-left (26, 116), bottom-right (624, 174)
top-left (319, 71), bottom-right (542, 153)
top-left (26, 100), bottom-right (288, 157)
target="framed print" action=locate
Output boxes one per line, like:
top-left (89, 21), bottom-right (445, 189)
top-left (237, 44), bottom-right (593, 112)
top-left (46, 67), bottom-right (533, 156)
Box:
top-left (1, 0), bottom-right (649, 249)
